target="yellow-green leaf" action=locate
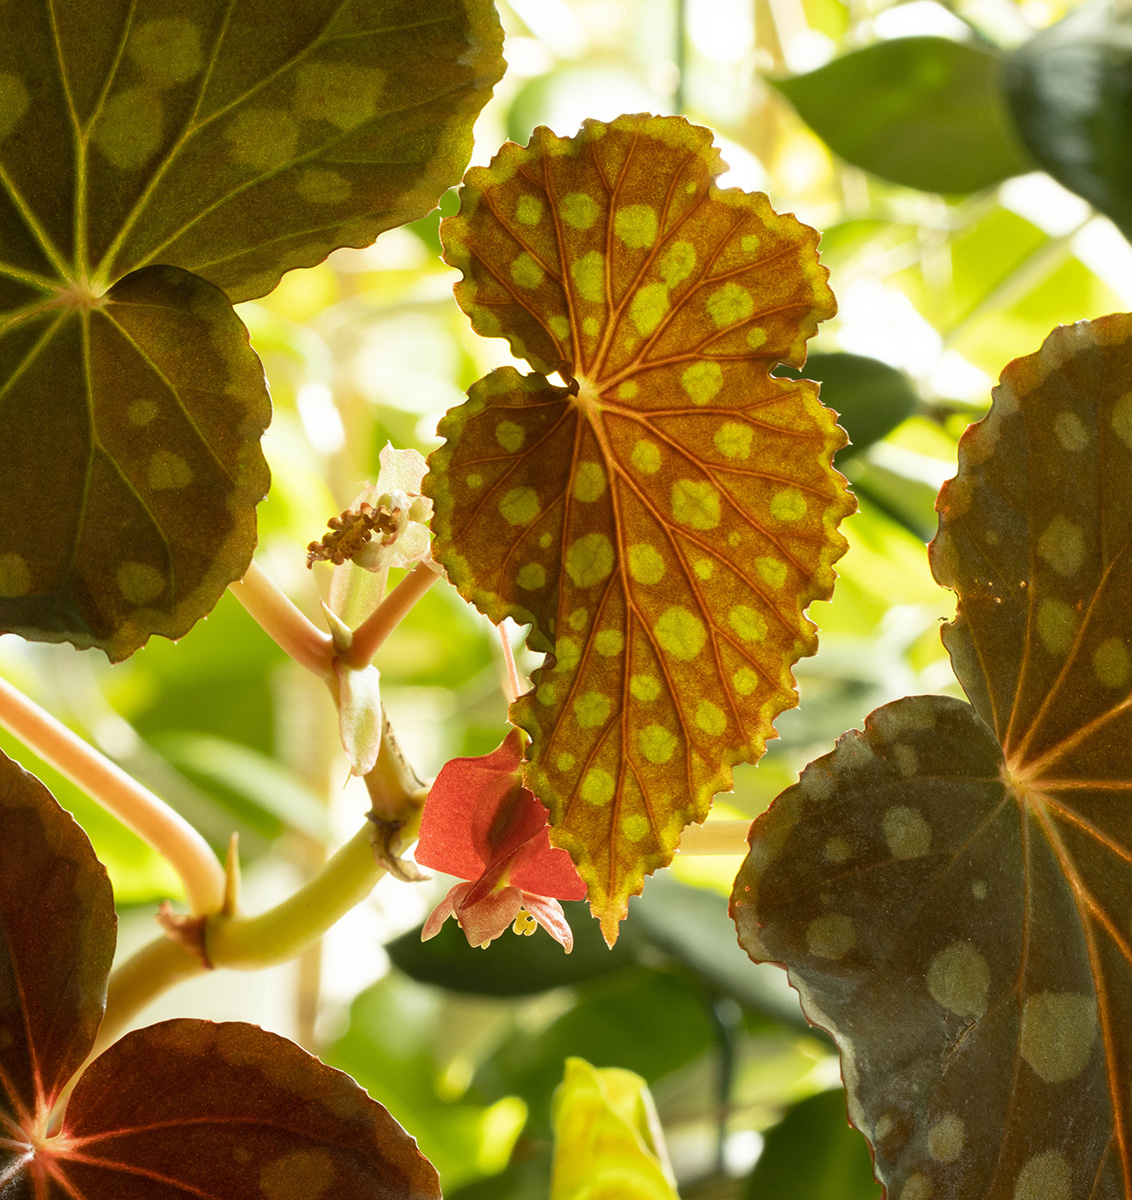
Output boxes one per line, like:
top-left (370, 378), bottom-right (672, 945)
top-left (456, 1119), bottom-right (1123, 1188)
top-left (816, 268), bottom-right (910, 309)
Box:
top-left (426, 115), bottom-right (853, 939)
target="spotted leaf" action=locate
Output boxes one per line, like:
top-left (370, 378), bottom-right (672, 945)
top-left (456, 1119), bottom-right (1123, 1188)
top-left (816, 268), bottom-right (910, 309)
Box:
top-left (732, 314), bottom-right (1132, 1200)
top-left (0, 748), bottom-right (440, 1199)
top-left (426, 115), bottom-right (853, 941)
top-left (0, 0), bottom-right (503, 659)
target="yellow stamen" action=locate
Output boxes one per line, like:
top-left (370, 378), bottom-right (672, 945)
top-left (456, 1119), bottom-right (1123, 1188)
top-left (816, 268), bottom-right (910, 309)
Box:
top-left (512, 909), bottom-right (537, 936)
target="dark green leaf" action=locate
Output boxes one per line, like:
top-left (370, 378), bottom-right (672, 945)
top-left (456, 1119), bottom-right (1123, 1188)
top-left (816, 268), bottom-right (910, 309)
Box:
top-left (388, 900), bottom-right (638, 996)
top-left (775, 352), bottom-right (918, 462)
top-left (1005, 1), bottom-right (1132, 242)
top-left (775, 37), bottom-right (1033, 193)
top-left (743, 1088), bottom-right (881, 1200)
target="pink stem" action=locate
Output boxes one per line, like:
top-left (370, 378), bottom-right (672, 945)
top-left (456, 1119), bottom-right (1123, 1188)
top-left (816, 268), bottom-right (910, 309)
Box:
top-left (341, 561), bottom-right (440, 668)
top-left (229, 561), bottom-right (335, 682)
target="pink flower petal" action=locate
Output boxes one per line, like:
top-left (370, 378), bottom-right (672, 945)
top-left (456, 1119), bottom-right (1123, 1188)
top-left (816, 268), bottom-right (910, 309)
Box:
top-left (454, 885), bottom-right (524, 948)
top-left (510, 831), bottom-right (588, 901)
top-left (421, 882), bottom-right (471, 941)
top-left (520, 894), bottom-right (575, 952)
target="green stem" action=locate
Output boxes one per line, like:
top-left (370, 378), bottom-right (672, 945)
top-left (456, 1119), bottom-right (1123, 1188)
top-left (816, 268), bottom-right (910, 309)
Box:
top-left (0, 675), bottom-right (225, 915)
top-left (230, 560), bottom-right (336, 683)
top-left (210, 793), bottom-right (425, 966)
top-left (677, 820), bottom-right (752, 856)
top-left (341, 560), bottom-right (441, 668)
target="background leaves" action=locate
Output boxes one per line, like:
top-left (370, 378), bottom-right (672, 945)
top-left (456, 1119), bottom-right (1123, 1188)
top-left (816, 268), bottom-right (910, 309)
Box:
top-left (428, 113), bottom-right (854, 939)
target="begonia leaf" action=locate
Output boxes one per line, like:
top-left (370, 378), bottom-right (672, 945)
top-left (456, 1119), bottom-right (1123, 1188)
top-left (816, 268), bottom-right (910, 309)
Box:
top-left (426, 114), bottom-right (853, 941)
top-left (0, 0), bottom-right (503, 659)
top-left (0, 749), bottom-right (440, 1198)
top-left (732, 314), bottom-right (1132, 1200)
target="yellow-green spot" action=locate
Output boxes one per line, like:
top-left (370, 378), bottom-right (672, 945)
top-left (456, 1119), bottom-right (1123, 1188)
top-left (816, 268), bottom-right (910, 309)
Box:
top-left (466, 473), bottom-right (483, 489)
top-left (117, 562), bottom-right (165, 605)
top-left (147, 451), bottom-right (193, 491)
top-left (594, 629), bottom-right (624, 657)
top-left (549, 315), bottom-right (570, 341)
top-left (537, 682), bottom-right (557, 706)
top-left (631, 440), bottom-right (661, 475)
top-left (227, 107), bottom-right (299, 171)
top-left (733, 667), bottom-right (758, 695)
top-left (566, 533), bottom-right (615, 587)
top-left (127, 398), bottom-right (159, 426)
top-left (656, 606), bottom-right (707, 661)
top-left (296, 168), bottom-right (351, 204)
top-left (571, 251), bottom-right (606, 303)
top-left (715, 422), bottom-right (752, 459)
top-left (1037, 598), bottom-right (1077, 657)
top-left (639, 724), bottom-right (677, 764)
top-left (568, 607), bottom-right (588, 632)
top-left (581, 768), bottom-right (615, 805)
top-left (694, 558), bottom-right (714, 580)
top-left (660, 241), bottom-right (696, 287)
top-left (1112, 392), bottom-right (1132, 448)
top-left (583, 316), bottom-right (601, 336)
top-left (539, 532), bottom-right (554, 549)
top-left (629, 282), bottom-right (670, 337)
top-left (0, 553), bottom-right (31, 598)
top-left (771, 488), bottom-right (807, 522)
top-left (614, 203), bottom-right (658, 249)
top-left (672, 479), bottom-right (721, 530)
top-left (554, 636), bottom-right (582, 671)
top-left (0, 73), bottom-right (30, 141)
top-left (706, 282), bottom-right (754, 328)
top-left (627, 543), bottom-right (665, 586)
top-left (495, 420), bottom-right (524, 452)
top-left (747, 327), bottom-right (768, 351)
top-left (573, 461), bottom-right (607, 503)
top-left (630, 674), bottom-right (661, 702)
top-left (499, 487), bottom-right (540, 527)
top-left (1094, 638), bottom-right (1131, 688)
top-left (517, 563), bottom-right (546, 591)
top-left (560, 192), bottom-right (600, 230)
top-left (557, 752), bottom-right (576, 772)
top-left (729, 605), bottom-right (767, 643)
top-left (756, 557), bottom-right (787, 589)
top-left (621, 814), bottom-right (650, 842)
top-left (511, 253), bottom-right (544, 290)
top-left (95, 87), bottom-right (164, 171)
top-left (681, 361), bottom-right (723, 406)
top-left (293, 61), bottom-right (383, 130)
top-left (618, 381), bottom-right (639, 400)
top-left (128, 17), bottom-right (203, 86)
top-left (741, 233), bottom-right (760, 252)
top-left (516, 194), bottom-right (543, 225)
top-left (695, 699), bottom-right (727, 736)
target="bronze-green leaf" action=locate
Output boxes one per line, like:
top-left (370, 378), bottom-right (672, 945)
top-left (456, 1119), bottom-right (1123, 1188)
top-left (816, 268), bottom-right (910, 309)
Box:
top-left (0, 266), bottom-right (270, 659)
top-left (0, 0), bottom-right (504, 658)
top-left (733, 314), bottom-right (1132, 1200)
top-left (427, 115), bottom-right (854, 940)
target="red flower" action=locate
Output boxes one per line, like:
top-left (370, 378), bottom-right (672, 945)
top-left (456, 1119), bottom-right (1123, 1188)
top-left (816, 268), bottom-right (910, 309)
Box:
top-left (416, 730), bottom-right (587, 951)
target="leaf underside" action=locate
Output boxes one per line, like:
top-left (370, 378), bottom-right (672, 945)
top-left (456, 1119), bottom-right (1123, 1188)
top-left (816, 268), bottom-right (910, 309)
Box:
top-left (0, 0), bottom-right (503, 658)
top-left (0, 748), bottom-right (440, 1198)
top-left (733, 313), bottom-right (1132, 1199)
top-left (426, 114), bottom-right (854, 940)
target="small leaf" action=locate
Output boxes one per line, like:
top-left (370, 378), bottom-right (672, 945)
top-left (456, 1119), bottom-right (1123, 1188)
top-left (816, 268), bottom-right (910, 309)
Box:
top-left (550, 1058), bottom-right (678, 1200)
top-left (733, 314), bottom-right (1132, 1199)
top-left (774, 37), bottom-right (1033, 193)
top-left (0, 266), bottom-right (270, 659)
top-left (1006, 2), bottom-right (1132, 243)
top-left (427, 115), bottom-right (854, 940)
top-left (743, 1088), bottom-right (881, 1200)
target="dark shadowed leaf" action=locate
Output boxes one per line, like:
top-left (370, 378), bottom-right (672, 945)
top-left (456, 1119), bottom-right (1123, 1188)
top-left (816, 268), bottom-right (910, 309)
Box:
top-left (0, 751), bottom-right (439, 1197)
top-left (0, 749), bottom-right (115, 1132)
top-left (733, 314), bottom-right (1132, 1199)
top-left (427, 114), bottom-right (854, 941)
top-left (775, 352), bottom-right (919, 462)
top-left (774, 37), bottom-right (1033, 193)
top-left (0, 0), bottom-right (503, 658)
top-left (0, 266), bottom-right (270, 659)
top-left (743, 1088), bottom-right (881, 1200)
top-left (1006, 1), bottom-right (1132, 243)
top-left (46, 1020), bottom-right (440, 1200)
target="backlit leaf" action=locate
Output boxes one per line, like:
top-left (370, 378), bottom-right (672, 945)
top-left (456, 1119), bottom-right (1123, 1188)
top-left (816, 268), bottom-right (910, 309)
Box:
top-left (0, 0), bottom-right (503, 658)
top-left (427, 115), bottom-right (853, 940)
top-left (773, 37), bottom-right (1033, 194)
top-left (0, 749), bottom-right (441, 1197)
top-left (1006, 2), bottom-right (1132, 244)
top-left (732, 314), bottom-right (1132, 1199)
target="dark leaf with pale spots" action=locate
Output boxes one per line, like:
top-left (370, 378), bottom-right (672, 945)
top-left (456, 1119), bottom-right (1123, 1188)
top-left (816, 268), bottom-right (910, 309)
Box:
top-left (733, 313), bottom-right (1132, 1200)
